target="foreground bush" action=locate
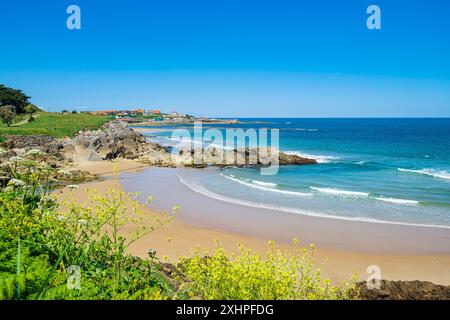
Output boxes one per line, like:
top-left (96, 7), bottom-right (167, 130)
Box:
top-left (0, 150), bottom-right (175, 299)
top-left (179, 241), bottom-right (357, 300)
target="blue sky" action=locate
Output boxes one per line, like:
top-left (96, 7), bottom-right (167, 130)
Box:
top-left (1, 0), bottom-right (449, 117)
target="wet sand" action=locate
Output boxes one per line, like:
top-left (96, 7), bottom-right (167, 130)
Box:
top-left (61, 161), bottom-right (450, 285)
top-left (122, 168), bottom-right (450, 255)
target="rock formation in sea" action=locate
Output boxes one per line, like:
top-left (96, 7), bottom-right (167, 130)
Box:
top-left (2, 121), bottom-right (317, 168)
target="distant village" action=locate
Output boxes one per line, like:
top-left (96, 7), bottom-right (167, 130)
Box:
top-left (89, 108), bottom-right (238, 124)
top-left (90, 109), bottom-right (192, 123)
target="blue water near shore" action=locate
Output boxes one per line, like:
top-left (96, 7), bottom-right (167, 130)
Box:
top-left (133, 118), bottom-right (450, 228)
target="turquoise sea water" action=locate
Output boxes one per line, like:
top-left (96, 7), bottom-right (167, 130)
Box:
top-left (133, 118), bottom-right (450, 228)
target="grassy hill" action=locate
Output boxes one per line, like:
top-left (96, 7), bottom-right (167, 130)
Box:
top-left (0, 112), bottom-right (112, 138)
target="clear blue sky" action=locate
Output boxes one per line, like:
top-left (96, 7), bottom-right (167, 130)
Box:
top-left (1, 0), bottom-right (449, 117)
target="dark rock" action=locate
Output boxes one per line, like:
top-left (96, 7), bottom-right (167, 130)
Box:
top-left (179, 146), bottom-right (317, 167)
top-left (357, 280), bottom-right (450, 300)
top-left (1, 135), bottom-right (64, 158)
top-left (66, 121), bottom-right (151, 160)
top-left (279, 152), bottom-right (317, 165)
top-left (0, 148), bottom-right (16, 162)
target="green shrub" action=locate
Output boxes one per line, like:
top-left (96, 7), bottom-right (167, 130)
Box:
top-left (0, 151), bottom-right (175, 300)
top-left (178, 240), bottom-right (357, 300)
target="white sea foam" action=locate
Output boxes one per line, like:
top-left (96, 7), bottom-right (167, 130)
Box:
top-left (176, 173), bottom-right (450, 229)
top-left (376, 197), bottom-right (419, 205)
top-left (310, 187), bottom-right (369, 197)
top-left (280, 128), bottom-right (319, 132)
top-left (251, 180), bottom-right (277, 187)
top-left (284, 151), bottom-right (338, 164)
top-left (398, 168), bottom-right (450, 180)
top-left (220, 174), bottom-right (312, 196)
top-left (286, 128), bottom-right (318, 132)
top-left (168, 137), bottom-right (204, 146)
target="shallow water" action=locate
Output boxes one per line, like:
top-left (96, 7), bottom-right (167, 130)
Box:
top-left (132, 118), bottom-right (450, 227)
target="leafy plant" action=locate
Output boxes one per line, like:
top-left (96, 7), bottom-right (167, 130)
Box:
top-left (0, 84), bottom-right (31, 114)
top-left (0, 151), bottom-right (176, 300)
top-left (178, 240), bottom-right (357, 300)
top-left (0, 105), bottom-right (16, 127)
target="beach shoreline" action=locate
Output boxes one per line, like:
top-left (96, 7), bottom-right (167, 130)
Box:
top-left (61, 160), bottom-right (450, 285)
top-left (125, 167), bottom-right (450, 254)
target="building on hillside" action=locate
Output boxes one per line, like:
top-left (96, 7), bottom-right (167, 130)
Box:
top-left (115, 112), bottom-right (130, 118)
top-left (144, 109), bottom-right (162, 116)
top-left (91, 110), bottom-right (117, 116)
top-left (134, 109), bottom-right (145, 114)
top-left (145, 109), bottom-right (161, 115)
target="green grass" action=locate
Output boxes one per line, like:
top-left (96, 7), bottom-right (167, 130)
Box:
top-left (0, 112), bottom-right (112, 138)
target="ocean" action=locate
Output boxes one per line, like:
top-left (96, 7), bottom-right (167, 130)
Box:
top-left (132, 118), bottom-right (450, 228)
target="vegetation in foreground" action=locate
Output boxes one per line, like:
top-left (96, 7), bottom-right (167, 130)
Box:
top-left (179, 241), bottom-right (356, 300)
top-left (0, 148), bottom-right (357, 300)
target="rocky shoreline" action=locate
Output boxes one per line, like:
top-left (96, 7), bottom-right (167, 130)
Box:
top-left (1, 121), bottom-right (317, 169)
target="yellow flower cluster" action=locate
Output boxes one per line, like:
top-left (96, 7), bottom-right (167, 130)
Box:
top-left (179, 240), bottom-right (357, 300)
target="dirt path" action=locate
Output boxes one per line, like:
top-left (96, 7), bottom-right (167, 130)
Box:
top-left (11, 114), bottom-right (40, 126)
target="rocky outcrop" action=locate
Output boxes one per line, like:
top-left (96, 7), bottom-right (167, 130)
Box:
top-left (59, 121), bottom-right (175, 166)
top-left (177, 146), bottom-right (317, 168)
top-left (1, 135), bottom-right (65, 159)
top-left (357, 280), bottom-right (450, 300)
top-left (67, 121), bottom-right (147, 160)
top-left (279, 152), bottom-right (317, 165)
top-left (1, 121), bottom-right (317, 168)
top-left (58, 121), bottom-right (317, 168)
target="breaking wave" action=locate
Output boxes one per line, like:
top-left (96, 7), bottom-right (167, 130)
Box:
top-left (220, 174), bottom-right (312, 196)
top-left (398, 168), bottom-right (450, 181)
top-left (284, 151), bottom-right (339, 164)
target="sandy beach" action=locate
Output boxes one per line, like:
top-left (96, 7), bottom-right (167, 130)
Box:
top-left (58, 160), bottom-right (450, 285)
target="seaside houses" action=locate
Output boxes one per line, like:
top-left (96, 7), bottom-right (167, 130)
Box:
top-left (115, 112), bottom-right (129, 118)
top-left (143, 109), bottom-right (164, 121)
top-left (160, 110), bottom-right (185, 120)
top-left (88, 108), bottom-right (195, 123)
top-left (91, 110), bottom-right (118, 116)
top-left (145, 109), bottom-right (162, 116)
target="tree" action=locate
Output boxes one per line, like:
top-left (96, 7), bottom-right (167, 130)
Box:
top-left (24, 104), bottom-right (40, 120)
top-left (0, 85), bottom-right (31, 114)
top-left (0, 105), bottom-right (16, 126)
